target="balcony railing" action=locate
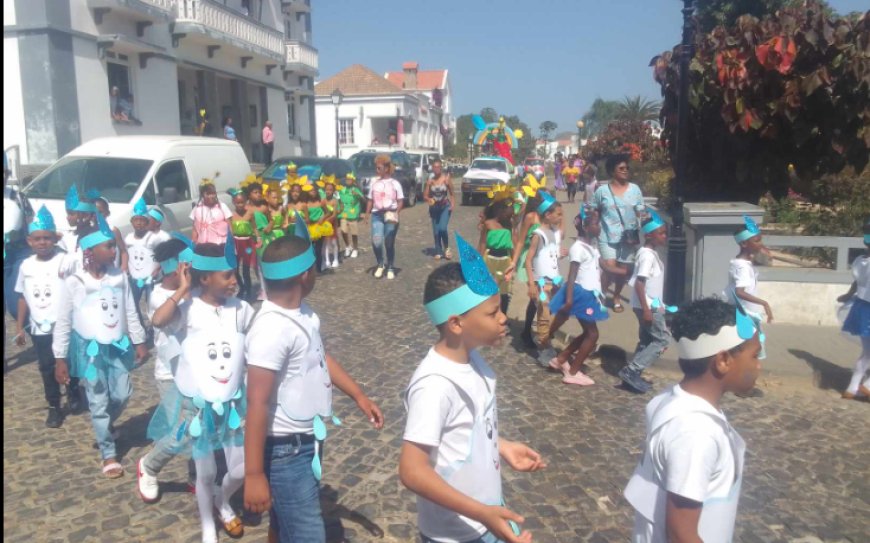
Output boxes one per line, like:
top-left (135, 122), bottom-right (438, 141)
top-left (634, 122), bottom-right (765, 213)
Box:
top-left (175, 0), bottom-right (284, 60)
top-left (284, 40), bottom-right (318, 73)
top-left (281, 0), bottom-right (311, 13)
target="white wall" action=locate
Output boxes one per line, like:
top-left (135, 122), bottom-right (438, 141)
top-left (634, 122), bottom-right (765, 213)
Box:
top-left (3, 36), bottom-right (27, 162)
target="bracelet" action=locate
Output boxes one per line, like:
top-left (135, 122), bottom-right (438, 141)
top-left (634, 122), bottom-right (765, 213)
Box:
top-left (168, 297), bottom-right (179, 305)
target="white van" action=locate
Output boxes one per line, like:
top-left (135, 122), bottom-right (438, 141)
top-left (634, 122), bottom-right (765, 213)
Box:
top-left (22, 136), bottom-right (250, 236)
top-left (407, 150), bottom-right (441, 197)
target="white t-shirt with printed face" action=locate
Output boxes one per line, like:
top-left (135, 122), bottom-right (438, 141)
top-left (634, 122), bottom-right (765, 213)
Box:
top-left (725, 258), bottom-right (763, 315)
top-left (125, 230), bottom-right (171, 281)
top-left (148, 284), bottom-right (187, 381)
top-left (630, 247), bottom-right (665, 309)
top-left (245, 301), bottom-right (326, 435)
top-left (851, 255), bottom-right (870, 302)
top-left (403, 349), bottom-right (498, 543)
top-left (633, 385), bottom-right (740, 543)
top-left (15, 253), bottom-right (65, 335)
top-left (569, 239), bottom-right (602, 292)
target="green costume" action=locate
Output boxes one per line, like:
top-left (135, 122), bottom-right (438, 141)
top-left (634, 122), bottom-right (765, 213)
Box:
top-left (339, 186), bottom-right (365, 221)
top-left (516, 222), bottom-right (540, 283)
top-left (485, 229), bottom-right (514, 294)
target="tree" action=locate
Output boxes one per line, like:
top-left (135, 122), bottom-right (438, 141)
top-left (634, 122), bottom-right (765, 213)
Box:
top-left (581, 98), bottom-right (622, 137)
top-left (616, 96), bottom-right (661, 123)
top-left (695, 0), bottom-right (832, 33)
top-left (652, 1), bottom-right (869, 201)
top-left (539, 121), bottom-right (558, 142)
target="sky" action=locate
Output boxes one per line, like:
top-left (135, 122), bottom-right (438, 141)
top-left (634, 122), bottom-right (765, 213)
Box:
top-left (315, 0), bottom-right (868, 136)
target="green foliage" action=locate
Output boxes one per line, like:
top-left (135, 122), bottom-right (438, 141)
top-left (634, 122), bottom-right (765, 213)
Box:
top-left (581, 98), bottom-right (622, 137)
top-left (539, 121), bottom-right (558, 141)
top-left (652, 1), bottom-right (870, 202)
top-left (616, 96), bottom-right (662, 122)
top-left (694, 0), bottom-right (830, 32)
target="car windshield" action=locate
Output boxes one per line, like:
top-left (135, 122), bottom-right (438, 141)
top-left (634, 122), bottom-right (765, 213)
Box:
top-left (262, 158), bottom-right (353, 180)
top-left (525, 160), bottom-right (543, 167)
top-left (351, 154), bottom-right (377, 173)
top-left (471, 159), bottom-right (507, 172)
top-left (410, 155), bottom-right (422, 167)
top-left (23, 156), bottom-right (154, 203)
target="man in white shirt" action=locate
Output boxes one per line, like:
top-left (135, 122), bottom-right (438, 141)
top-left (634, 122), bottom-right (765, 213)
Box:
top-left (625, 297), bottom-right (762, 543)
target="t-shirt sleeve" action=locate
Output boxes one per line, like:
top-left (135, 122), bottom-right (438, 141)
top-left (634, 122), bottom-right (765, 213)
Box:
top-left (403, 377), bottom-right (454, 448)
top-left (635, 249), bottom-right (656, 279)
top-left (730, 261), bottom-right (754, 289)
top-left (569, 243), bottom-right (592, 265)
top-left (188, 207), bottom-right (197, 222)
top-left (661, 431), bottom-right (721, 503)
top-left (245, 314), bottom-right (300, 372)
top-left (220, 202), bottom-right (233, 220)
top-left (14, 261), bottom-right (26, 294)
top-left (393, 180), bottom-right (404, 201)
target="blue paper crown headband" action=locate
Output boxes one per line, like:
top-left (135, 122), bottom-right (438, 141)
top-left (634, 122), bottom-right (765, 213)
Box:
top-left (79, 212), bottom-right (115, 250)
top-left (28, 205), bottom-right (57, 234)
top-left (159, 232), bottom-right (195, 274)
top-left (261, 215), bottom-right (316, 280)
top-left (676, 304), bottom-right (758, 360)
top-left (536, 192), bottom-right (557, 215)
top-left (734, 215), bottom-right (761, 243)
top-left (132, 197), bottom-right (149, 218)
top-left (191, 229), bottom-right (237, 272)
top-left (641, 207), bottom-right (666, 234)
top-left (148, 208), bottom-right (164, 223)
top-left (425, 233), bottom-right (499, 325)
top-left (65, 185), bottom-right (97, 214)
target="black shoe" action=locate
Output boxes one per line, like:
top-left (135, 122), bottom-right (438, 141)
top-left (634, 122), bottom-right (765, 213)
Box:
top-left (520, 331), bottom-right (536, 349)
top-left (67, 390), bottom-right (83, 415)
top-left (619, 367), bottom-right (652, 394)
top-left (45, 407), bottom-right (63, 428)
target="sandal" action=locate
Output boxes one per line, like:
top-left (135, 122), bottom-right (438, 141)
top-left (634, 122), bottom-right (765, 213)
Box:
top-left (612, 302), bottom-right (625, 313)
top-left (434, 254), bottom-right (442, 260)
top-left (219, 514), bottom-right (244, 538)
top-left (102, 461), bottom-right (124, 479)
top-left (444, 248), bottom-right (453, 260)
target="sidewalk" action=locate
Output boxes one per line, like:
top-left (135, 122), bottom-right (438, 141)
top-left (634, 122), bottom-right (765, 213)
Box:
top-left (507, 198), bottom-right (861, 394)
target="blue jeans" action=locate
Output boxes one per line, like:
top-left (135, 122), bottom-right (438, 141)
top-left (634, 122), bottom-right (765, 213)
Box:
top-left (429, 204), bottom-right (451, 256)
top-left (627, 309), bottom-right (671, 373)
top-left (421, 532), bottom-right (500, 543)
top-left (265, 439), bottom-right (325, 543)
top-left (84, 351), bottom-right (133, 460)
top-left (128, 277), bottom-right (151, 330)
top-left (4, 243), bottom-right (30, 318)
top-left (371, 212), bottom-right (399, 269)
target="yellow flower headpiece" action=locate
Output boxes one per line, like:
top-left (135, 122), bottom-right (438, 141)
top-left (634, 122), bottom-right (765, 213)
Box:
top-left (345, 172), bottom-right (356, 181)
top-left (487, 184), bottom-right (513, 203)
top-left (295, 176), bottom-right (314, 192)
top-left (240, 172), bottom-right (258, 190)
top-left (287, 162), bottom-right (298, 171)
top-left (522, 174), bottom-right (546, 198)
top-left (316, 174), bottom-right (338, 189)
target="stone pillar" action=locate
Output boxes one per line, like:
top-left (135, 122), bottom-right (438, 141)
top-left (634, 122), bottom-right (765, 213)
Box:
top-left (684, 202), bottom-right (765, 301)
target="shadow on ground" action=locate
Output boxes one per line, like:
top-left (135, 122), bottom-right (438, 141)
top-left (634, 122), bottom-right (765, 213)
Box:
top-left (322, 484), bottom-right (385, 542)
top-left (788, 349), bottom-right (851, 392)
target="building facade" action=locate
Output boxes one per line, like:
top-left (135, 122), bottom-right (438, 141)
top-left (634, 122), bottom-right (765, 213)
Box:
top-left (3, 0), bottom-right (318, 170)
top-left (314, 62), bottom-right (453, 159)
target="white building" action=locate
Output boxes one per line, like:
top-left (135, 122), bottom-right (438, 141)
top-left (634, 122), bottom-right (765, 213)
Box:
top-left (314, 62), bottom-right (453, 159)
top-left (3, 0), bottom-right (319, 172)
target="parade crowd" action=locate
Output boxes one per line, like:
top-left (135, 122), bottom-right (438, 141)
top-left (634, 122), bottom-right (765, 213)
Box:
top-left (4, 150), bottom-right (870, 543)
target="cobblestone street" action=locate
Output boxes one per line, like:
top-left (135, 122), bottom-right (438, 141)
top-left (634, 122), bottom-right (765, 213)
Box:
top-left (4, 193), bottom-right (869, 542)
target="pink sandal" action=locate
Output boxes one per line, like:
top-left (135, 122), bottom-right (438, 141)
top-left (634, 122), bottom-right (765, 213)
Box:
top-left (562, 370), bottom-right (595, 386)
top-left (548, 358), bottom-right (569, 373)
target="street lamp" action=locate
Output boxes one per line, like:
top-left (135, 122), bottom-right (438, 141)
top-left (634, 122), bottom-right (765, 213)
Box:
top-left (576, 120), bottom-right (585, 154)
top-left (665, 0), bottom-right (695, 306)
top-left (330, 88), bottom-right (343, 157)
top-left (467, 134), bottom-right (474, 165)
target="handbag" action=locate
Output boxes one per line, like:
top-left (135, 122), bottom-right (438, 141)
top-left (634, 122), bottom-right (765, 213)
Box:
top-left (384, 211), bottom-right (399, 224)
top-left (609, 184), bottom-right (640, 246)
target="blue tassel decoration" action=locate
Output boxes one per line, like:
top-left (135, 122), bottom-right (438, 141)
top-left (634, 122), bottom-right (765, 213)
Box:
top-left (86, 340), bottom-right (99, 358)
top-left (84, 363), bottom-right (98, 382)
top-left (228, 403), bottom-right (241, 430)
top-left (311, 442), bottom-right (323, 481)
top-left (189, 414), bottom-right (202, 437)
top-left (176, 420), bottom-right (187, 441)
top-left (331, 415), bottom-right (342, 427)
top-left (212, 401), bottom-right (225, 416)
top-left (192, 396), bottom-right (206, 409)
top-left (313, 414), bottom-right (327, 441)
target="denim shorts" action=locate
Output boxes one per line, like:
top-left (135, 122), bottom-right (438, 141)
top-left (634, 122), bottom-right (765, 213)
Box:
top-left (265, 438), bottom-right (325, 543)
top-left (598, 238), bottom-right (637, 264)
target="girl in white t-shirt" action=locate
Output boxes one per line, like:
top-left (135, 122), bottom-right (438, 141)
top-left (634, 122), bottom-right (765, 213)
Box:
top-left (546, 210), bottom-right (615, 386)
top-left (726, 218), bottom-right (773, 323)
top-left (837, 223), bottom-right (870, 400)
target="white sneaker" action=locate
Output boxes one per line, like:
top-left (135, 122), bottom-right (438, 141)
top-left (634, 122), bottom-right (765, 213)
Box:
top-left (344, 247), bottom-right (352, 257)
top-left (350, 250), bottom-right (358, 258)
top-left (331, 260), bottom-right (340, 269)
top-left (387, 269), bottom-right (396, 280)
top-left (137, 457), bottom-right (160, 503)
top-left (374, 266), bottom-right (384, 278)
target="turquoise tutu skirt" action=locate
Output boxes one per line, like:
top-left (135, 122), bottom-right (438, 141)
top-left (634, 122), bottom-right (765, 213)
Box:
top-left (69, 331), bottom-right (134, 381)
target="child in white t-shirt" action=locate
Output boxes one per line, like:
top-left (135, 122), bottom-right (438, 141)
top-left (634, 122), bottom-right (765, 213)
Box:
top-left (620, 215), bottom-right (671, 393)
top-left (14, 206), bottom-right (81, 427)
top-left (837, 221), bottom-right (870, 400)
top-left (243, 224), bottom-right (383, 543)
top-left (401, 234), bottom-right (546, 543)
top-left (726, 217), bottom-right (773, 324)
top-left (625, 298), bottom-right (762, 543)
top-left (125, 198), bottom-right (170, 308)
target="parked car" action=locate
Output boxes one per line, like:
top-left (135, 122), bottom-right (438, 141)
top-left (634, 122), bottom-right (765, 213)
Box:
top-left (22, 136), bottom-right (250, 236)
top-left (407, 151), bottom-right (441, 197)
top-left (349, 150), bottom-right (417, 206)
top-left (461, 156), bottom-right (513, 205)
top-left (260, 156), bottom-right (355, 186)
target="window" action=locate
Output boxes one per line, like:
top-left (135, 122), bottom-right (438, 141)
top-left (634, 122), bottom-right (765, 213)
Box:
top-left (249, 105), bottom-right (258, 127)
top-left (107, 59), bottom-right (140, 124)
top-left (23, 157), bottom-right (154, 204)
top-left (154, 160), bottom-right (191, 204)
top-left (287, 103), bottom-right (296, 137)
top-left (339, 119), bottom-right (354, 145)
top-left (472, 159), bottom-right (507, 172)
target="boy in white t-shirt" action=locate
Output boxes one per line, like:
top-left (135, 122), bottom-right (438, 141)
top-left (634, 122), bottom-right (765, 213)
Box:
top-left (625, 298), bottom-right (762, 543)
top-left (620, 214), bottom-right (671, 393)
top-left (14, 206), bottom-right (81, 427)
top-left (400, 234), bottom-right (546, 543)
top-left (243, 218), bottom-right (383, 543)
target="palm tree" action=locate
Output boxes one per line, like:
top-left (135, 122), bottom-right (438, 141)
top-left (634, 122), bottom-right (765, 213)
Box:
top-left (616, 96), bottom-right (661, 123)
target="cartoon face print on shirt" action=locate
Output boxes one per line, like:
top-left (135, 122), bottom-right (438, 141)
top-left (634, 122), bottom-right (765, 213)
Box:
top-left (484, 399), bottom-right (500, 472)
top-left (177, 328), bottom-right (245, 403)
top-left (128, 244), bottom-right (155, 280)
top-left (26, 271), bottom-right (61, 332)
top-left (73, 286), bottom-right (125, 344)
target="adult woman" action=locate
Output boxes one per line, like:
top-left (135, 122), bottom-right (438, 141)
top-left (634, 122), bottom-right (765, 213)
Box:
top-left (553, 152), bottom-right (566, 191)
top-left (223, 117), bottom-right (237, 141)
top-left (423, 159), bottom-right (454, 260)
top-left (591, 154), bottom-right (643, 312)
top-left (364, 154), bottom-right (404, 279)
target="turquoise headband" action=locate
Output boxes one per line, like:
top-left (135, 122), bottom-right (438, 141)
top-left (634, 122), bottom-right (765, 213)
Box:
top-left (158, 247), bottom-right (194, 275)
top-left (537, 193), bottom-right (557, 215)
top-left (191, 229), bottom-right (236, 272)
top-left (260, 214), bottom-right (315, 280)
top-left (734, 215), bottom-right (761, 243)
top-left (424, 233), bottom-right (499, 325)
top-left (148, 208), bottom-right (164, 222)
top-left (79, 213), bottom-right (114, 250)
top-left (132, 197), bottom-right (148, 218)
top-left (28, 205), bottom-right (56, 234)
top-left (425, 284), bottom-right (493, 325)
top-left (641, 206), bottom-right (666, 234)
top-left (65, 185), bottom-right (97, 214)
